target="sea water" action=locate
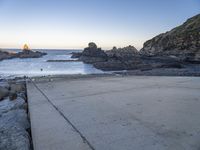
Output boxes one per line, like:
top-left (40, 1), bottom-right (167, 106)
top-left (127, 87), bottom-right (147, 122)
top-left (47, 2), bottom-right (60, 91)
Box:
top-left (0, 49), bottom-right (103, 78)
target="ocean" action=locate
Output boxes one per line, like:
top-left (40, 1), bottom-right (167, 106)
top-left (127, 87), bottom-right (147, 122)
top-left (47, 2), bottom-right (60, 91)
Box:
top-left (0, 49), bottom-right (103, 78)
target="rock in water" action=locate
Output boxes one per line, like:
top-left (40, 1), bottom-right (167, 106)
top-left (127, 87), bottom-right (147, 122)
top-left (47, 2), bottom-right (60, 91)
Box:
top-left (93, 45), bottom-right (142, 71)
top-left (106, 45), bottom-right (139, 60)
top-left (0, 48), bottom-right (46, 61)
top-left (0, 50), bottom-right (15, 61)
top-left (16, 50), bottom-right (46, 59)
top-left (71, 52), bottom-right (82, 58)
top-left (140, 14), bottom-right (200, 62)
top-left (79, 42), bottom-right (108, 63)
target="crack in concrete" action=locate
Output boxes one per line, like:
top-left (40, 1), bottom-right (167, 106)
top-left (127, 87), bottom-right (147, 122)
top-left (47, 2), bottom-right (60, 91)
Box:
top-left (30, 80), bottom-right (95, 150)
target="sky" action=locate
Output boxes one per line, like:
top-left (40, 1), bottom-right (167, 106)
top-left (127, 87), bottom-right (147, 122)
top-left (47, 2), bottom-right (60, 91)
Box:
top-left (0, 0), bottom-right (199, 50)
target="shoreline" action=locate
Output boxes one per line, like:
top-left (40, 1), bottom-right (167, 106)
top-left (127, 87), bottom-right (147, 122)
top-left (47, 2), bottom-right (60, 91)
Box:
top-left (1, 65), bottom-right (200, 81)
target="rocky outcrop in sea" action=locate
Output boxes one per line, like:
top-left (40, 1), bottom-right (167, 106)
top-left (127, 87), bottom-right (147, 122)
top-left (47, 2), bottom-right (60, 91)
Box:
top-left (0, 49), bottom-right (46, 61)
top-left (72, 43), bottom-right (183, 71)
top-left (75, 42), bottom-right (108, 63)
top-left (0, 51), bottom-right (15, 61)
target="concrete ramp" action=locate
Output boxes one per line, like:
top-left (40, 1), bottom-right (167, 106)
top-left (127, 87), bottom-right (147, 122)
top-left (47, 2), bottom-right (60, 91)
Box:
top-left (27, 81), bottom-right (92, 150)
top-left (27, 76), bottom-right (200, 150)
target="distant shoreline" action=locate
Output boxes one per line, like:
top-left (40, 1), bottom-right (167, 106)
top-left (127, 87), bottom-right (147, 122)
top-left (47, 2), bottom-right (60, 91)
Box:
top-left (4, 66), bottom-right (199, 81)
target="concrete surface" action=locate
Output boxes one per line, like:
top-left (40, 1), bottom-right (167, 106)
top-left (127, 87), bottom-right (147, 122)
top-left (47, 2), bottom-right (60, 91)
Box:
top-left (27, 76), bottom-right (200, 150)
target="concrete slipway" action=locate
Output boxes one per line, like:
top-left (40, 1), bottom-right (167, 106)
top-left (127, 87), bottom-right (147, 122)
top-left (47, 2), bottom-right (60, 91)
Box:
top-left (27, 75), bottom-right (200, 150)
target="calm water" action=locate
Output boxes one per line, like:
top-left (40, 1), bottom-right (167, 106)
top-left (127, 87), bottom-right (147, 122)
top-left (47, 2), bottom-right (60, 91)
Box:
top-left (0, 49), bottom-right (103, 78)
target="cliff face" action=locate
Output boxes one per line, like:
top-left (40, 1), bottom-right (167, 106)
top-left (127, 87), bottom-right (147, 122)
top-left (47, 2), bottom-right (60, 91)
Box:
top-left (106, 45), bottom-right (139, 60)
top-left (140, 14), bottom-right (200, 61)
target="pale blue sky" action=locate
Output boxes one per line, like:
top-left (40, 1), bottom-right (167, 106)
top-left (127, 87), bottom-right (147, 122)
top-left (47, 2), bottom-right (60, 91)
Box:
top-left (0, 0), bottom-right (199, 49)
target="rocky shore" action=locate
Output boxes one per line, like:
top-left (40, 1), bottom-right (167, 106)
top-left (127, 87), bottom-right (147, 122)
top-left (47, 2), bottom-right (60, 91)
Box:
top-left (0, 49), bottom-right (46, 61)
top-left (0, 78), bottom-right (31, 150)
top-left (71, 14), bottom-right (200, 74)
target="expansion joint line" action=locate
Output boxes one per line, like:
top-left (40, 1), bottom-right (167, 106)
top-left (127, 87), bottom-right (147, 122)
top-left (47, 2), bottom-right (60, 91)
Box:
top-left (29, 78), bottom-right (95, 150)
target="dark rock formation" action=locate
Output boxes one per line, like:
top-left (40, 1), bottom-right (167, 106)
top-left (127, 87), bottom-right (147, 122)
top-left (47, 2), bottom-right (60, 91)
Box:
top-left (71, 43), bottom-right (183, 71)
top-left (80, 42), bottom-right (108, 63)
top-left (0, 49), bottom-right (46, 61)
top-left (93, 46), bottom-right (143, 71)
top-left (73, 42), bottom-right (108, 63)
top-left (0, 51), bottom-right (15, 61)
top-left (0, 87), bottom-right (9, 101)
top-left (106, 45), bottom-right (139, 60)
top-left (94, 46), bottom-right (182, 71)
top-left (71, 52), bottom-right (82, 58)
top-left (16, 50), bottom-right (46, 59)
top-left (94, 55), bottom-right (182, 71)
top-left (140, 14), bottom-right (200, 62)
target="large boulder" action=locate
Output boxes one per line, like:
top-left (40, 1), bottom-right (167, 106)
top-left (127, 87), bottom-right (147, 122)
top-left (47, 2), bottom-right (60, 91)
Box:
top-left (0, 97), bottom-right (26, 116)
top-left (93, 46), bottom-right (143, 71)
top-left (71, 52), bottom-right (82, 58)
top-left (106, 45), bottom-right (139, 60)
top-left (0, 87), bottom-right (9, 101)
top-left (140, 14), bottom-right (200, 62)
top-left (79, 42), bottom-right (108, 63)
top-left (10, 83), bottom-right (25, 94)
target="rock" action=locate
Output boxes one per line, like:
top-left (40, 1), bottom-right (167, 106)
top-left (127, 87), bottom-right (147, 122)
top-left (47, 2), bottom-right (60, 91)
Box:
top-left (79, 42), bottom-right (108, 63)
top-left (106, 45), bottom-right (139, 60)
top-left (0, 81), bottom-right (10, 89)
top-left (0, 79), bottom-right (30, 150)
top-left (0, 110), bottom-right (30, 150)
top-left (88, 42), bottom-right (97, 49)
top-left (73, 43), bottom-right (183, 71)
top-left (140, 13), bottom-right (200, 62)
top-left (0, 109), bottom-right (29, 131)
top-left (0, 87), bottom-right (9, 101)
top-left (10, 84), bottom-right (25, 93)
top-left (93, 46), bottom-right (143, 71)
top-left (0, 50), bottom-right (15, 61)
top-left (0, 127), bottom-right (30, 150)
top-left (17, 92), bottom-right (26, 101)
top-left (71, 52), bottom-right (82, 58)
top-left (0, 97), bottom-right (26, 116)
top-left (0, 48), bottom-right (46, 61)
top-left (9, 92), bottom-right (18, 101)
top-left (16, 50), bottom-right (46, 59)
top-left (93, 54), bottom-right (183, 71)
